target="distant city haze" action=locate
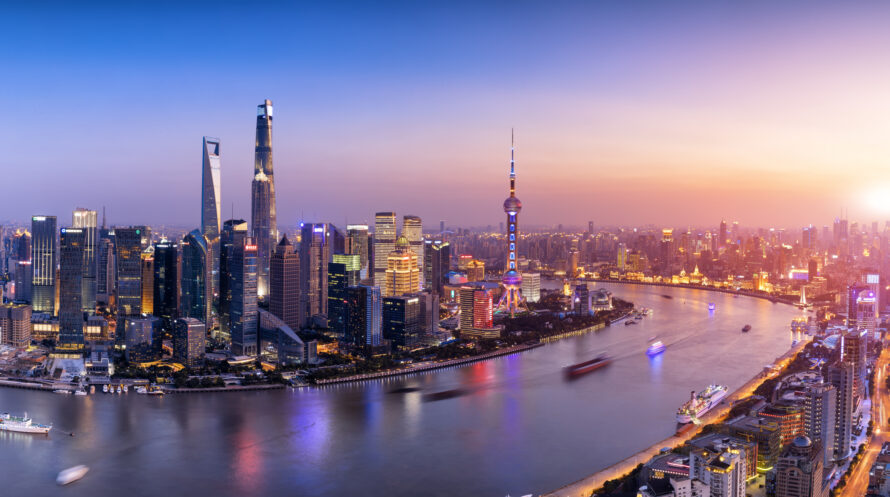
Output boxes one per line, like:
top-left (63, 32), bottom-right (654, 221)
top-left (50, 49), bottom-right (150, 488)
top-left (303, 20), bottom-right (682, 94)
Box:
top-left (3, 1), bottom-right (890, 228)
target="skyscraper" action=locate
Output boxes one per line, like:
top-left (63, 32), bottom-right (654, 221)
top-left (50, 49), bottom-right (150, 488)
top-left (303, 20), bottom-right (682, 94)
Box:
top-left (383, 295), bottom-right (421, 350)
top-left (115, 227), bottom-right (144, 340)
top-left (346, 285), bottom-right (382, 352)
top-left (59, 228), bottom-right (85, 351)
top-left (327, 262), bottom-right (348, 336)
top-left (424, 239), bottom-right (451, 294)
top-left (270, 235), bottom-right (301, 332)
top-left (373, 212), bottom-right (396, 288)
top-left (201, 137), bottom-right (222, 299)
top-left (402, 215), bottom-right (423, 287)
top-left (174, 317), bottom-right (206, 368)
top-left (219, 219), bottom-right (248, 337)
top-left (72, 208), bottom-right (97, 313)
top-left (96, 229), bottom-right (114, 304)
top-left (496, 132), bottom-right (523, 317)
top-left (775, 437), bottom-right (824, 497)
top-left (803, 382), bottom-right (836, 470)
top-left (332, 254), bottom-right (362, 286)
top-left (300, 223), bottom-right (331, 324)
top-left (180, 229), bottom-right (211, 326)
top-left (384, 237), bottom-right (420, 297)
top-left (0, 303), bottom-right (31, 348)
top-left (828, 361), bottom-right (854, 460)
top-left (140, 248), bottom-right (154, 316)
top-left (31, 215), bottom-right (57, 314)
top-left (153, 240), bottom-right (179, 328)
top-left (251, 99), bottom-right (276, 299)
top-left (346, 224), bottom-right (369, 280)
top-left (230, 238), bottom-right (258, 356)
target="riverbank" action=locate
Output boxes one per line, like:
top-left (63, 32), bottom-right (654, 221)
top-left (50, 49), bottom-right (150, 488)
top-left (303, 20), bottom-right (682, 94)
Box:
top-left (315, 342), bottom-right (545, 385)
top-left (543, 335), bottom-right (812, 497)
top-left (581, 278), bottom-right (797, 306)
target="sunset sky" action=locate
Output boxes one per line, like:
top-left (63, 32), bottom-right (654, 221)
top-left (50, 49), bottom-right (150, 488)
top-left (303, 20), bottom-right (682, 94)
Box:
top-left (2, 1), bottom-right (890, 230)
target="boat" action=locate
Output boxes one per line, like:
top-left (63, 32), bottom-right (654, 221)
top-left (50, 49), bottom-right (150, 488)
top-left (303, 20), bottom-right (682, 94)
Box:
top-left (74, 389), bottom-right (87, 396)
top-left (708, 303), bottom-right (716, 311)
top-left (676, 385), bottom-right (729, 423)
top-left (135, 386), bottom-right (148, 395)
top-left (646, 341), bottom-right (666, 356)
top-left (742, 324), bottom-right (751, 333)
top-left (102, 385), bottom-right (108, 393)
top-left (661, 294), bottom-right (673, 299)
top-left (0, 412), bottom-right (52, 434)
top-left (56, 465), bottom-right (89, 485)
top-left (634, 314), bottom-right (644, 320)
top-left (53, 389), bottom-right (72, 395)
top-left (147, 388), bottom-right (165, 396)
top-left (423, 388), bottom-right (466, 402)
top-left (625, 320), bottom-right (638, 326)
top-left (564, 353), bottom-right (612, 378)
top-left (642, 308), bottom-right (653, 316)
top-left (122, 384), bottom-right (128, 393)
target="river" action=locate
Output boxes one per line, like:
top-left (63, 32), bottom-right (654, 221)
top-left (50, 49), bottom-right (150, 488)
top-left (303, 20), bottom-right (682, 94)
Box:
top-left (0, 283), bottom-right (804, 497)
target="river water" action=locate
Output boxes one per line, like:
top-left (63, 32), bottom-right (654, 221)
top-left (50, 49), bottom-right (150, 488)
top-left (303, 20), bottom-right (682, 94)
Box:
top-left (0, 283), bottom-right (803, 497)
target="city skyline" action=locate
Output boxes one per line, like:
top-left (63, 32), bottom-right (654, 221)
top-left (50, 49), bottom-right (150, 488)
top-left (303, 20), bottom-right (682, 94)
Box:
top-left (4, 2), bottom-right (890, 228)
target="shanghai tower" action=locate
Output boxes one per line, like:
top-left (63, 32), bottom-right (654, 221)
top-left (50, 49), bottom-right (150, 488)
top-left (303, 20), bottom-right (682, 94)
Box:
top-left (251, 99), bottom-right (276, 299)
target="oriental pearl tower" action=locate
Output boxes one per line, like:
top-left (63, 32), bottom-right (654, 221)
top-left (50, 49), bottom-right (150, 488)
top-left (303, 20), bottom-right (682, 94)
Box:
top-left (497, 130), bottom-right (524, 317)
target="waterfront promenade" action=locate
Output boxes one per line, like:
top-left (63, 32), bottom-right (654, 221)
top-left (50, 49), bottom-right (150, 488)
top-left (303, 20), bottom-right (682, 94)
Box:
top-left (543, 336), bottom-right (812, 497)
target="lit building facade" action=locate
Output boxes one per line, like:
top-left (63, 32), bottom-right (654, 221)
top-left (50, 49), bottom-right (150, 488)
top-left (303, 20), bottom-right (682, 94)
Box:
top-left (346, 224), bottom-right (369, 279)
top-left (270, 235), bottom-right (301, 332)
top-left (59, 228), bottom-right (85, 351)
top-left (521, 272), bottom-right (541, 303)
top-left (251, 100), bottom-right (276, 299)
top-left (402, 215), bottom-right (423, 287)
top-left (115, 227), bottom-right (145, 341)
top-left (300, 223), bottom-right (331, 324)
top-left (31, 215), bottom-right (57, 314)
top-left (219, 219), bottom-right (248, 337)
top-left (383, 295), bottom-right (421, 350)
top-left (384, 237), bottom-right (420, 297)
top-left (174, 317), bottom-right (206, 368)
top-left (180, 229), bottom-right (211, 326)
top-left (0, 303), bottom-right (31, 348)
top-left (230, 238), bottom-right (258, 356)
top-left (201, 136), bottom-right (222, 299)
top-left (373, 212), bottom-right (396, 288)
top-left (72, 208), bottom-right (97, 313)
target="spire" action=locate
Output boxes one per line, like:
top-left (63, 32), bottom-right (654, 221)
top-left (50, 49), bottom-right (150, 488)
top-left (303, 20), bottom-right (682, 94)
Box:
top-left (510, 128), bottom-right (516, 197)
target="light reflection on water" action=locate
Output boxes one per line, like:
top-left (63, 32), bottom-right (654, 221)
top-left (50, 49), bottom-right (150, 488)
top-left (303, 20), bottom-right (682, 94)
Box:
top-left (0, 283), bottom-right (803, 497)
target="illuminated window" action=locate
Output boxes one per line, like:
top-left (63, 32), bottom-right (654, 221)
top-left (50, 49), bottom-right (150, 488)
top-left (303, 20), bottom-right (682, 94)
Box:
top-left (509, 243), bottom-right (515, 251)
top-left (510, 225), bottom-right (515, 232)
top-left (510, 262), bottom-right (515, 269)
top-left (509, 234), bottom-right (515, 241)
top-left (510, 253), bottom-right (515, 260)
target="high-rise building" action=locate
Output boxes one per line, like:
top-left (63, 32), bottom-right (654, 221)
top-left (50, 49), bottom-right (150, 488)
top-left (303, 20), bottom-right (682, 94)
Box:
top-left (180, 229), bottom-right (211, 326)
top-left (828, 361), bottom-right (854, 460)
top-left (466, 259), bottom-right (485, 282)
top-left (14, 261), bottom-right (32, 303)
top-left (496, 132), bottom-right (523, 317)
top-left (460, 287), bottom-right (497, 338)
top-left (803, 382), bottom-right (836, 470)
top-left (424, 240), bottom-right (451, 294)
top-left (31, 215), bottom-right (57, 314)
top-left (96, 230), bottom-right (114, 304)
top-left (384, 237), bottom-right (420, 297)
top-left (251, 100), bottom-right (276, 300)
top-left (219, 219), bottom-right (248, 337)
top-left (125, 316), bottom-right (161, 362)
top-left (373, 212), bottom-right (396, 288)
top-left (346, 285), bottom-right (382, 351)
top-left (332, 254), bottom-right (361, 286)
top-left (115, 227), bottom-right (144, 341)
top-left (842, 329), bottom-right (867, 402)
top-left (72, 208), bottom-right (97, 313)
top-left (402, 215), bottom-right (423, 287)
top-left (0, 303), bottom-right (31, 348)
top-left (383, 295), bottom-right (421, 350)
top-left (521, 272), bottom-right (541, 303)
top-left (346, 224), bottom-right (369, 280)
top-left (153, 240), bottom-right (179, 328)
top-left (230, 238), bottom-right (258, 356)
top-left (59, 228), bottom-right (85, 351)
top-left (300, 223), bottom-right (331, 324)
top-left (173, 317), bottom-right (205, 368)
top-left (573, 284), bottom-right (591, 316)
top-left (270, 235), bottom-right (301, 332)
top-left (327, 262), bottom-right (349, 336)
top-left (775, 436), bottom-right (825, 497)
top-left (140, 248), bottom-right (154, 316)
top-left (201, 137), bottom-right (222, 300)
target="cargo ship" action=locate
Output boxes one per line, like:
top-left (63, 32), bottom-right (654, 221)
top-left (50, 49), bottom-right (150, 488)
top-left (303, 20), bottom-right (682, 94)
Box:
top-left (0, 412), bottom-right (52, 434)
top-left (676, 385), bottom-right (728, 423)
top-left (564, 353), bottom-right (612, 378)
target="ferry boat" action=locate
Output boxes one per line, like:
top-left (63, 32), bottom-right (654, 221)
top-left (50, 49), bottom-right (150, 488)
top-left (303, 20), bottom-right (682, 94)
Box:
top-left (102, 384), bottom-right (108, 393)
top-left (742, 324), bottom-right (751, 333)
top-left (676, 385), bottom-right (728, 423)
top-left (0, 412), bottom-right (52, 434)
top-left (646, 341), bottom-right (666, 356)
top-left (708, 303), bottom-right (716, 311)
top-left (53, 389), bottom-right (72, 395)
top-left (564, 353), bottom-right (612, 378)
top-left (74, 389), bottom-right (87, 396)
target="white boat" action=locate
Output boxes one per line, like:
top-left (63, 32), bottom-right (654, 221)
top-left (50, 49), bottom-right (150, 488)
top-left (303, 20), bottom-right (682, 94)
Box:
top-left (102, 384), bottom-right (108, 393)
top-left (136, 386), bottom-right (147, 395)
top-left (74, 389), bottom-right (87, 396)
top-left (677, 385), bottom-right (729, 423)
top-left (56, 465), bottom-right (89, 485)
top-left (53, 389), bottom-right (73, 395)
top-left (122, 384), bottom-right (128, 393)
top-left (147, 389), bottom-right (165, 396)
top-left (0, 412), bottom-right (52, 434)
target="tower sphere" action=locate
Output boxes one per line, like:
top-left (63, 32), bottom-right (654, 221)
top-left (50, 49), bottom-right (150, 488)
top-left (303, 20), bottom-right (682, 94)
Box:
top-left (503, 196), bottom-right (522, 214)
top-left (502, 269), bottom-right (522, 286)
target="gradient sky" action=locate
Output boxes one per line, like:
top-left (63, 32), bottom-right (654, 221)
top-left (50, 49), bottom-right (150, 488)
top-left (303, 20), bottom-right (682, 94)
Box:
top-left (3, 1), bottom-right (890, 230)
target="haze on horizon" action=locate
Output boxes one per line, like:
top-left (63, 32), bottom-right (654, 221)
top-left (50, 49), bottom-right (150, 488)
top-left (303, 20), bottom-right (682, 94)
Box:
top-left (3, 1), bottom-right (890, 230)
